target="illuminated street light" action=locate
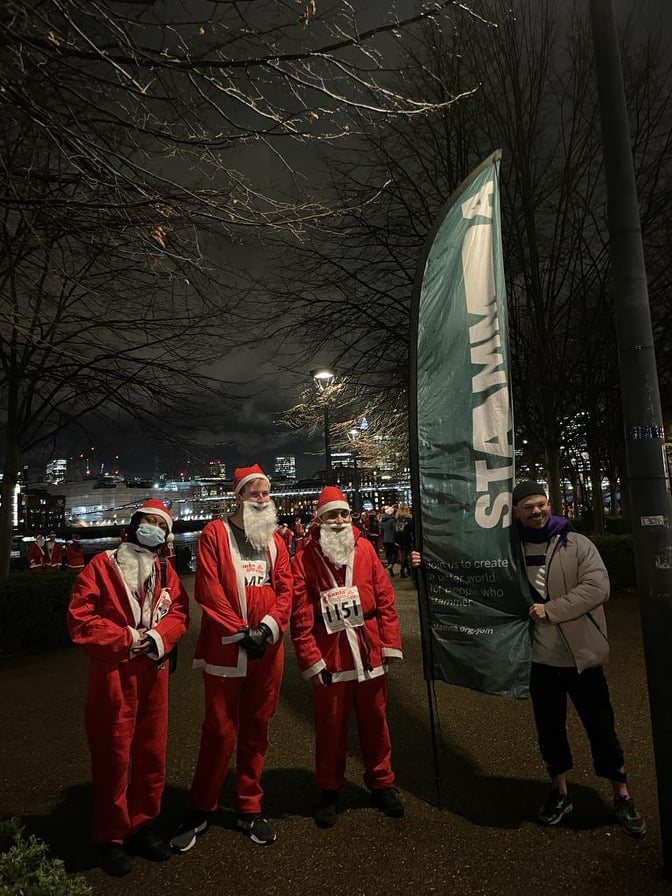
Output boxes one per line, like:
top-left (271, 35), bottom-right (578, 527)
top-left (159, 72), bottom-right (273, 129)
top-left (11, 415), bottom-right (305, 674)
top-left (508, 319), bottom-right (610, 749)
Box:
top-left (310, 367), bottom-right (337, 479)
top-left (347, 427), bottom-right (362, 512)
top-left (310, 367), bottom-right (336, 393)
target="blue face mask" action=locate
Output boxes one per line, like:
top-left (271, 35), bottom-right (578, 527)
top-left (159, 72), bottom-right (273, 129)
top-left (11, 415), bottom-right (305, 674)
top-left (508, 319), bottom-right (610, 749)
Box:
top-left (135, 523), bottom-right (166, 548)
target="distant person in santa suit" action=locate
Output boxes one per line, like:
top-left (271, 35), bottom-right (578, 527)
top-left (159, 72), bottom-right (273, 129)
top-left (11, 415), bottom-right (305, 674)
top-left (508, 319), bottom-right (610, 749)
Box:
top-left (65, 533), bottom-right (86, 571)
top-left (278, 521), bottom-right (294, 554)
top-left (171, 464), bottom-right (293, 853)
top-left (44, 532), bottom-right (63, 569)
top-left (291, 486), bottom-right (404, 829)
top-left (68, 498), bottom-right (190, 877)
top-left (28, 533), bottom-right (46, 571)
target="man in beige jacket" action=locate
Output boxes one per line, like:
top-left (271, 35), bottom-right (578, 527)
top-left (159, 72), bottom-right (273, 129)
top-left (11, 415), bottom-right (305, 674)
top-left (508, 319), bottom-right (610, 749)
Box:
top-left (513, 481), bottom-right (645, 837)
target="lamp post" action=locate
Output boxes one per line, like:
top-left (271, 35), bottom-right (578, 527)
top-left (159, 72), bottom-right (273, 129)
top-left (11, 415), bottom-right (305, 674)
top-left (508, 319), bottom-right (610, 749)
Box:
top-left (347, 427), bottom-right (362, 513)
top-left (310, 367), bottom-right (336, 482)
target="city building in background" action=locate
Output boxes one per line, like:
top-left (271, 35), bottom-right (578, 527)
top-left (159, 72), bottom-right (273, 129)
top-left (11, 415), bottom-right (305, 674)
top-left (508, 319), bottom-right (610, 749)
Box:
top-left (8, 471), bottom-right (409, 531)
top-left (274, 455), bottom-right (296, 481)
top-left (208, 460), bottom-right (227, 479)
top-left (18, 490), bottom-right (66, 533)
top-left (45, 459), bottom-right (67, 484)
top-left (8, 444), bottom-right (412, 535)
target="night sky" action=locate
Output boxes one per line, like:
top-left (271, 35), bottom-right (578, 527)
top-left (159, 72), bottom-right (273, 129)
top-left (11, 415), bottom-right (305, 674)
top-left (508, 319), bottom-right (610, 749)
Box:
top-left (20, 0), bottom-right (672, 483)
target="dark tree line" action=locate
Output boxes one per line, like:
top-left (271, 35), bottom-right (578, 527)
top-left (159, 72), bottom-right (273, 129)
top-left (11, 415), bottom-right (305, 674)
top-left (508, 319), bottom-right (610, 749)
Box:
top-left (264, 0), bottom-right (672, 527)
top-left (0, 1), bottom-right (481, 575)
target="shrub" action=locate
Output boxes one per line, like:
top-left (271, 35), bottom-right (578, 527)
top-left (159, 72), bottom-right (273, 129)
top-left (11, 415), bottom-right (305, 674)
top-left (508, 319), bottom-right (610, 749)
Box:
top-left (589, 534), bottom-right (636, 592)
top-left (0, 572), bottom-right (77, 657)
top-left (0, 818), bottom-right (91, 896)
top-left (604, 516), bottom-right (631, 535)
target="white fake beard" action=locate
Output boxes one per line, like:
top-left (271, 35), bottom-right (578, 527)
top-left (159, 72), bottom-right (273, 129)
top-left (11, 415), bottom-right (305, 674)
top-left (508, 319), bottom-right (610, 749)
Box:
top-left (320, 524), bottom-right (355, 567)
top-left (117, 541), bottom-right (156, 593)
top-left (242, 499), bottom-right (278, 551)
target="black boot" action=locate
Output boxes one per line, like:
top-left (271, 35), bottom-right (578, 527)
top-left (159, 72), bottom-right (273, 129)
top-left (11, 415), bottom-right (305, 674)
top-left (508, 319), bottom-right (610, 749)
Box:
top-left (314, 789), bottom-right (339, 828)
top-left (126, 824), bottom-right (171, 862)
top-left (99, 842), bottom-right (132, 877)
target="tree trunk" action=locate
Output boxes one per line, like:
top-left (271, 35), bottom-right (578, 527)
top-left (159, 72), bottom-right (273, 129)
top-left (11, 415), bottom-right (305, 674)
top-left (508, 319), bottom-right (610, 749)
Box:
top-left (545, 447), bottom-right (562, 514)
top-left (591, 0), bottom-right (672, 873)
top-left (0, 433), bottom-right (19, 579)
top-left (590, 466), bottom-right (604, 534)
top-left (588, 426), bottom-right (605, 533)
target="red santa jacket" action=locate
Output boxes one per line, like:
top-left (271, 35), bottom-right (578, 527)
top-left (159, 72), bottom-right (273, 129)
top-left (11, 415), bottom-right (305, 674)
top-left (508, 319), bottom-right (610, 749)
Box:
top-left (45, 542), bottom-right (63, 570)
top-left (291, 526), bottom-right (403, 683)
top-left (65, 543), bottom-right (86, 570)
top-left (28, 543), bottom-right (46, 572)
top-left (68, 549), bottom-right (189, 664)
top-left (192, 519), bottom-right (293, 678)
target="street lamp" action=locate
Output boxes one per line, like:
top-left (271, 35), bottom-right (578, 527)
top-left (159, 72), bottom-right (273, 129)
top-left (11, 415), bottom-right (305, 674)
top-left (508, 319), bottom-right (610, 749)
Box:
top-left (347, 427), bottom-right (362, 513)
top-left (310, 367), bottom-right (336, 480)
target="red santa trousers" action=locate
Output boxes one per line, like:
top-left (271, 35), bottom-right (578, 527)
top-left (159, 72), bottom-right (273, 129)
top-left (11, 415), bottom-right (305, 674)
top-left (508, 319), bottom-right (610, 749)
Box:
top-left (189, 640), bottom-right (284, 815)
top-left (85, 656), bottom-right (168, 844)
top-left (313, 675), bottom-right (395, 791)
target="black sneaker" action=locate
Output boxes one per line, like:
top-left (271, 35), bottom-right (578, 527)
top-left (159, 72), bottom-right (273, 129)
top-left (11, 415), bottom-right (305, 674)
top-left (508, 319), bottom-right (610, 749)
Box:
top-left (314, 789), bottom-right (339, 828)
top-left (237, 813), bottom-right (276, 845)
top-left (170, 809), bottom-right (212, 853)
top-left (536, 789), bottom-right (573, 826)
top-left (614, 796), bottom-right (647, 837)
top-left (99, 842), bottom-right (132, 877)
top-left (126, 824), bottom-right (171, 862)
top-left (371, 786), bottom-right (404, 818)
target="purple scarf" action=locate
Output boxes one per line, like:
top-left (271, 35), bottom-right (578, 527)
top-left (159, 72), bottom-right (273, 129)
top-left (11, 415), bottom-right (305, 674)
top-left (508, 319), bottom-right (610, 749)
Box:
top-left (517, 515), bottom-right (571, 547)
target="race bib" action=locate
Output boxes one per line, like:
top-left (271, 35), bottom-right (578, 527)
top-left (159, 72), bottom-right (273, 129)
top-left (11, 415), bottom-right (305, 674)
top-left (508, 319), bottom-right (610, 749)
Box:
top-left (152, 590), bottom-right (172, 626)
top-left (320, 586), bottom-right (363, 634)
top-left (242, 559), bottom-right (268, 587)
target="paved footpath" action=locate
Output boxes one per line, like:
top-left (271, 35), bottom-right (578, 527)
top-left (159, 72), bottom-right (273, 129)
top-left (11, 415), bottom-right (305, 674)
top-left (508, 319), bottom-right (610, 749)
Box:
top-left (1, 575), bottom-right (671, 896)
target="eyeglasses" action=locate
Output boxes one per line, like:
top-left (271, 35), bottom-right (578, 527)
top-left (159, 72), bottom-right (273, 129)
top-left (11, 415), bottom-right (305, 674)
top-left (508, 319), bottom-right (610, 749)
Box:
top-left (322, 510), bottom-right (351, 521)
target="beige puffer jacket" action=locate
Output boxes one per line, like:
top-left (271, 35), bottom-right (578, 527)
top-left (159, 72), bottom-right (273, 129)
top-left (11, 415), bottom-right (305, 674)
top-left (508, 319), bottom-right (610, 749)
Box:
top-left (542, 531), bottom-right (610, 673)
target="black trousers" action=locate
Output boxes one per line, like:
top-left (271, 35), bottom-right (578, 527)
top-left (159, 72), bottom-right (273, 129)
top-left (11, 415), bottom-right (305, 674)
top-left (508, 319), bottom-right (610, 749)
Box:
top-left (384, 542), bottom-right (397, 565)
top-left (529, 662), bottom-right (625, 780)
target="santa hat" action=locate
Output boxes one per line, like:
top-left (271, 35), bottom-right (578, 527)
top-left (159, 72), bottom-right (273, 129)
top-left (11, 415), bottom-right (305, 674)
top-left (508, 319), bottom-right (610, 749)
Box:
top-left (233, 464), bottom-right (269, 494)
top-left (316, 486), bottom-right (350, 517)
top-left (133, 498), bottom-right (173, 532)
top-left (71, 533), bottom-right (81, 542)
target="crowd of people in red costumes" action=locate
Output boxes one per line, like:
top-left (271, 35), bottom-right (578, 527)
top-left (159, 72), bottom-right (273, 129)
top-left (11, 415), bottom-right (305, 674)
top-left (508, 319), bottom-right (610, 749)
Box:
top-left (65, 467), bottom-right (410, 877)
top-left (28, 531), bottom-right (86, 572)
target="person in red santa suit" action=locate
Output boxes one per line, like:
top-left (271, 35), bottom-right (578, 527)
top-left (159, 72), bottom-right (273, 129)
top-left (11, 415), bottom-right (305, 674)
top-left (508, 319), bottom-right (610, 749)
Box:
top-left (45, 531), bottom-right (64, 570)
top-left (65, 533), bottom-right (86, 571)
top-left (68, 498), bottom-right (189, 877)
top-left (28, 534), bottom-right (46, 571)
top-left (171, 464), bottom-right (292, 853)
top-left (291, 486), bottom-right (404, 829)
top-left (278, 521), bottom-right (294, 555)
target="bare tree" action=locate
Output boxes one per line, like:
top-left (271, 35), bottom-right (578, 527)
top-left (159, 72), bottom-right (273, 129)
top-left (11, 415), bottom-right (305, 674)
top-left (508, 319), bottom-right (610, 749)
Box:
top-left (262, 0), bottom-right (672, 522)
top-left (1, 1), bottom-right (492, 574)
top-left (280, 377), bottom-right (409, 475)
top-left (2, 1), bottom-right (485, 228)
top-left (0, 125), bottom-right (247, 575)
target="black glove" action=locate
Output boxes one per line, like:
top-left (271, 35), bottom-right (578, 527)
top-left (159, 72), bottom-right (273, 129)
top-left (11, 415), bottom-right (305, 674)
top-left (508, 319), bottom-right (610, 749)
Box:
top-left (239, 622), bottom-right (273, 659)
top-left (320, 668), bottom-right (333, 686)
